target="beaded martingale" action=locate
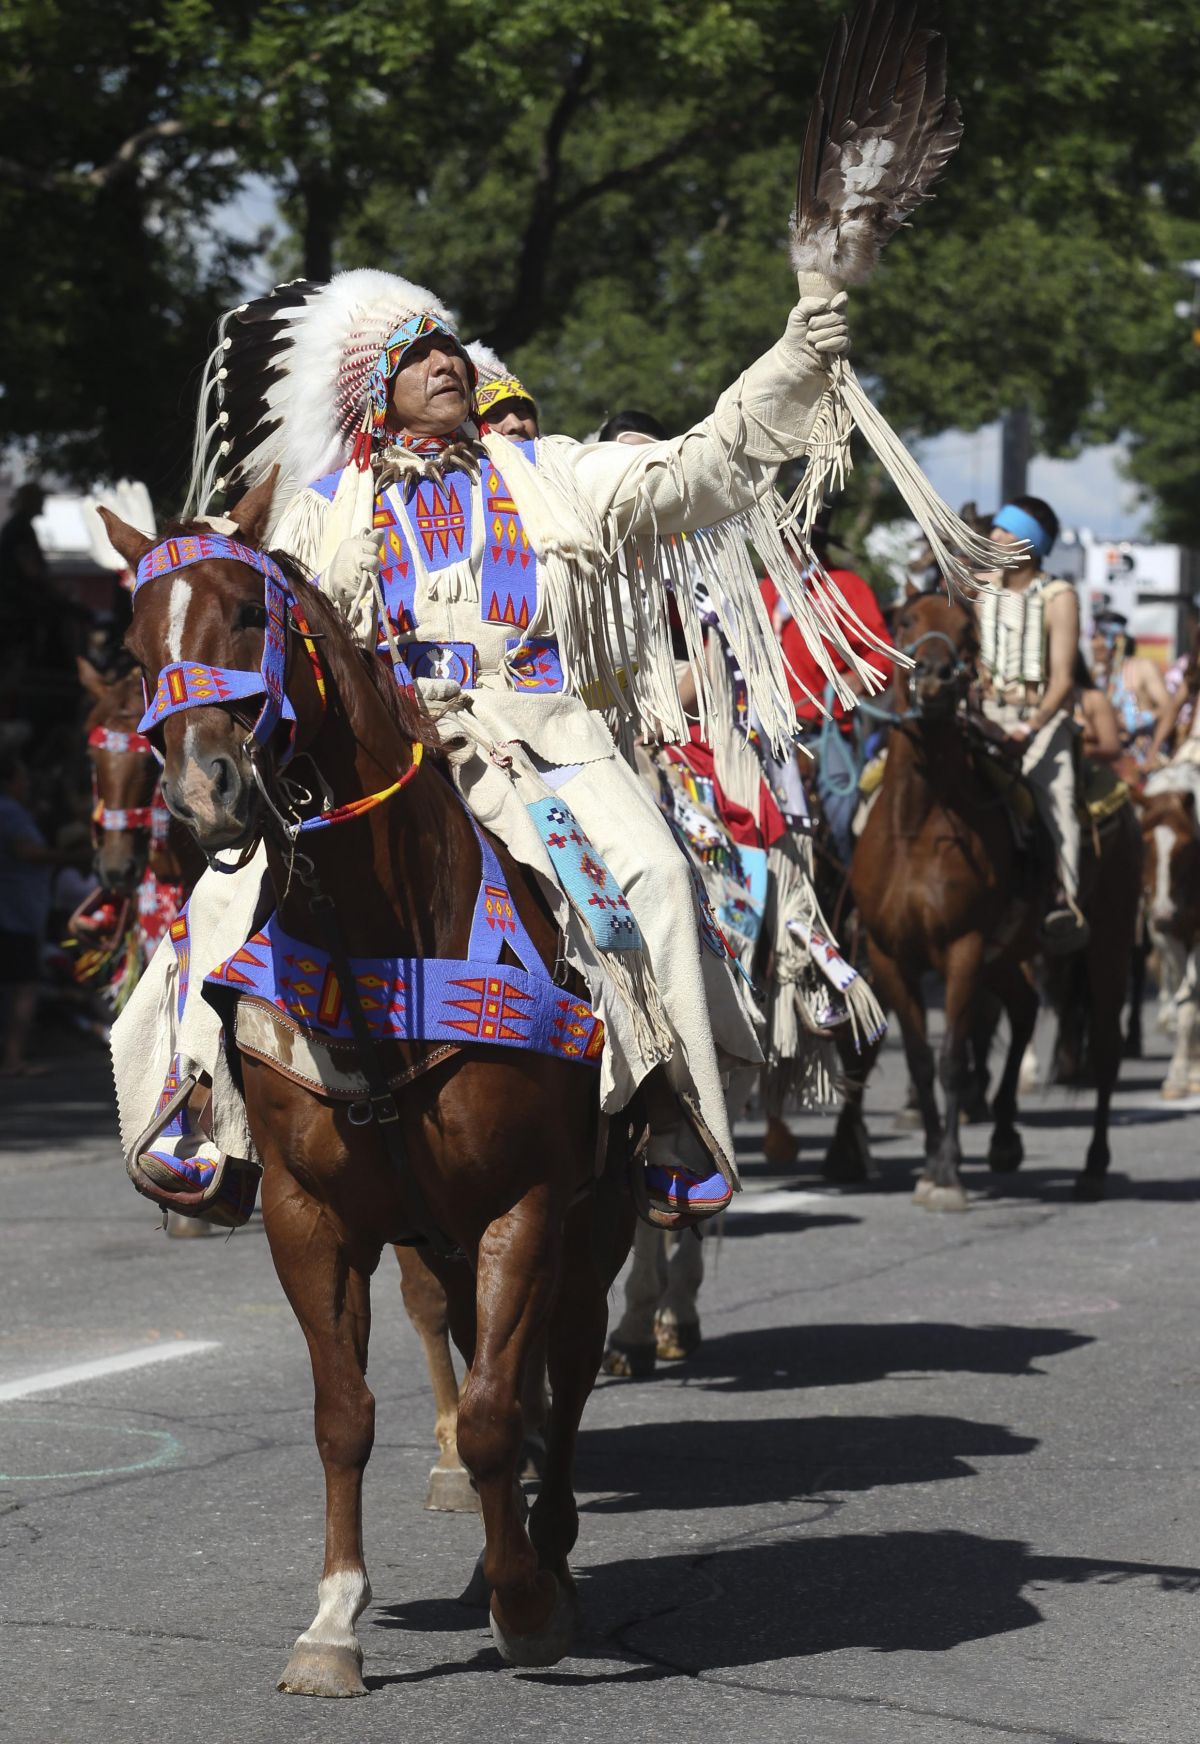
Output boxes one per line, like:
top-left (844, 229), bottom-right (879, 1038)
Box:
top-left (205, 801), bottom-right (604, 1064)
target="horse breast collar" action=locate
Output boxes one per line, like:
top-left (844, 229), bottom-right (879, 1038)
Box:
top-left (204, 803), bottom-right (604, 1065)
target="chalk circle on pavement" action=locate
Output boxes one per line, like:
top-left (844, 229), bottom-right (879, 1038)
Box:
top-left (0, 1413), bottom-right (183, 1482)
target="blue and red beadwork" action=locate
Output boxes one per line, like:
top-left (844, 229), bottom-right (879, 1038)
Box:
top-left (204, 804), bottom-right (604, 1065)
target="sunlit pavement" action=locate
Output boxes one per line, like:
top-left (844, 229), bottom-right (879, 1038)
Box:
top-left (2, 1015), bottom-right (1198, 1744)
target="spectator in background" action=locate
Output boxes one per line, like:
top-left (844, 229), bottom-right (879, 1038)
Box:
top-left (1090, 609), bottom-right (1168, 764)
top-left (0, 482), bottom-right (49, 667)
top-left (598, 410), bottom-right (668, 444)
top-left (0, 752), bottom-right (56, 1075)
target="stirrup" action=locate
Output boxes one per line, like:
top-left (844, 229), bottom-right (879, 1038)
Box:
top-left (637, 1159), bottom-right (733, 1229)
top-left (128, 1072), bottom-right (259, 1228)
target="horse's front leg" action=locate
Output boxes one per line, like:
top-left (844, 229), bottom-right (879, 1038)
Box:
top-left (987, 959), bottom-right (1038, 1176)
top-left (455, 1186), bottom-right (568, 1666)
top-left (823, 1023), bottom-right (882, 1183)
top-left (924, 932), bottom-right (985, 1212)
top-left (530, 1186), bottom-right (632, 1591)
top-left (867, 942), bottom-right (942, 1189)
top-left (260, 1155), bottom-right (380, 1699)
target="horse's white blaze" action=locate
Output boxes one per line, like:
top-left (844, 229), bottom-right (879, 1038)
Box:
top-left (166, 576), bottom-right (193, 664)
top-left (176, 718), bottom-right (224, 824)
top-left (1153, 825), bottom-right (1175, 923)
top-left (295, 1568), bottom-right (372, 1653)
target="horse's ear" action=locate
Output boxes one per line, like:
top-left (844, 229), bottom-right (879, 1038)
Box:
top-left (226, 467), bottom-right (279, 547)
top-left (76, 656), bottom-right (109, 700)
top-left (96, 506), bottom-right (153, 568)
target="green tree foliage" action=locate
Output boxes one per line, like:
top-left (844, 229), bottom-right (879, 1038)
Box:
top-left (3, 0), bottom-right (1200, 539)
top-left (0, 0), bottom-right (254, 499)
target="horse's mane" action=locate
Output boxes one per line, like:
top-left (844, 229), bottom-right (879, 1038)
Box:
top-left (272, 553), bottom-right (444, 756)
top-left (160, 518), bottom-right (443, 756)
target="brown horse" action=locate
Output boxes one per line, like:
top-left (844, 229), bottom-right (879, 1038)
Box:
top-left (1141, 788), bottom-right (1200, 1099)
top-left (79, 658), bottom-right (205, 902)
top-left (104, 479), bottom-right (633, 1695)
top-left (847, 592), bottom-right (1141, 1204)
top-left (82, 657), bottom-right (516, 1475)
top-left (849, 593), bottom-right (1047, 1210)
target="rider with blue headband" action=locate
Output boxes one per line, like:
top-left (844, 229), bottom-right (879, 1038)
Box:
top-left (976, 495), bottom-right (1089, 952)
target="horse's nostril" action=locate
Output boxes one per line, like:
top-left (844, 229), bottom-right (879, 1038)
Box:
top-left (210, 755), bottom-right (237, 803)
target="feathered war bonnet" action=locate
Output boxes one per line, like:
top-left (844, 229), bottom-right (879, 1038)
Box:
top-left (185, 268), bottom-right (474, 536)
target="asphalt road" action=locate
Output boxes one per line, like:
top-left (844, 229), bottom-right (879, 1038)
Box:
top-left (2, 1015), bottom-right (1199, 1744)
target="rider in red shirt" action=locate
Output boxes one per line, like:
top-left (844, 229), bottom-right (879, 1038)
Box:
top-left (761, 554), bottom-right (894, 724)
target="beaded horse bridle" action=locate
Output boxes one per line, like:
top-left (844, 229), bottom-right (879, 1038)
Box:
top-left (87, 723), bottom-right (170, 844)
top-left (132, 532), bottom-right (422, 849)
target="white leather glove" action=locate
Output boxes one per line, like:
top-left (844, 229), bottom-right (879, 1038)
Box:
top-left (321, 531), bottom-right (381, 616)
top-left (802, 291), bottom-right (850, 355)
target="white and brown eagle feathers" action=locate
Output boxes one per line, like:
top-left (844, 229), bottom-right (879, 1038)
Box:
top-left (790, 0), bottom-right (963, 286)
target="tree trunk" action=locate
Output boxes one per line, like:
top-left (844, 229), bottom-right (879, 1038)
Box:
top-left (299, 170), bottom-right (340, 282)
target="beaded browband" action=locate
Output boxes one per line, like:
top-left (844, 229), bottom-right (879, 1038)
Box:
top-left (130, 531), bottom-right (415, 830)
top-left (134, 534), bottom-right (300, 760)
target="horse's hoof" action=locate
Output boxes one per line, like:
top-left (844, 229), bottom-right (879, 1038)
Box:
top-left (920, 1184), bottom-right (969, 1214)
top-left (490, 1577), bottom-right (576, 1668)
top-left (426, 1461), bottom-right (480, 1514)
top-left (655, 1320), bottom-right (700, 1362)
top-left (893, 1106), bottom-right (924, 1133)
top-left (987, 1134), bottom-right (1024, 1173)
top-left (600, 1342), bottom-right (656, 1379)
top-left (1161, 1081), bottom-right (1189, 1101)
top-left (277, 1643), bottom-right (366, 1699)
top-left (911, 1175), bottom-right (935, 1205)
top-left (1072, 1173), bottom-right (1106, 1203)
top-left (458, 1550), bottom-right (491, 1609)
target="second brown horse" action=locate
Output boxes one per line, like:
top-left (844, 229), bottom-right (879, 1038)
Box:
top-left (850, 592), bottom-right (1138, 1208)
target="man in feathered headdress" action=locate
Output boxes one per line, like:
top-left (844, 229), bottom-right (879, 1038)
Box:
top-left (122, 1), bottom-right (1012, 1226)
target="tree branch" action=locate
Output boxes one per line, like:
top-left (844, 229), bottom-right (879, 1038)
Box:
top-left (486, 48), bottom-right (594, 352)
top-left (0, 119), bottom-right (192, 193)
top-left (552, 129), bottom-right (705, 222)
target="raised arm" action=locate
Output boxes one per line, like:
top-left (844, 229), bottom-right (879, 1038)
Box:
top-left (1149, 681), bottom-right (1188, 762)
top-left (550, 289), bottom-right (847, 541)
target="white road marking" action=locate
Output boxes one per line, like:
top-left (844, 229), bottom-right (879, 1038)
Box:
top-left (0, 1340), bottom-right (219, 1403)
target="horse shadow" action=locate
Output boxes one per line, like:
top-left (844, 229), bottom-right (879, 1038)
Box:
top-left (368, 1527), bottom-right (1200, 1683)
top-left (576, 1411), bottom-right (1038, 1513)
top-left (721, 1210), bottom-right (862, 1238)
top-left (982, 1167), bottom-right (1200, 1204)
top-left (575, 1529), bottom-right (1200, 1673)
top-left (679, 1320), bottom-right (1092, 1393)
